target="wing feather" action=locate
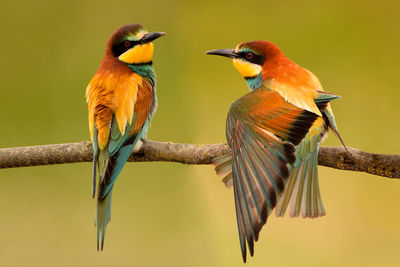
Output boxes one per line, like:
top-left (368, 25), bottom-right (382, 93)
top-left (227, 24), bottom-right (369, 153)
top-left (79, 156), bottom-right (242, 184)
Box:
top-left (228, 116), bottom-right (295, 261)
top-left (96, 79), bottom-right (154, 200)
top-left (225, 88), bottom-right (320, 261)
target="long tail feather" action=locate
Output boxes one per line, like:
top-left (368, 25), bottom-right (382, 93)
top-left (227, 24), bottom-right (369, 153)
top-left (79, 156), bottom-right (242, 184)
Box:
top-left (275, 146), bottom-right (325, 218)
top-left (321, 109), bottom-right (348, 153)
top-left (96, 189), bottom-right (113, 251)
top-left (315, 92), bottom-right (348, 153)
top-left (326, 116), bottom-right (348, 153)
top-left (92, 151), bottom-right (98, 199)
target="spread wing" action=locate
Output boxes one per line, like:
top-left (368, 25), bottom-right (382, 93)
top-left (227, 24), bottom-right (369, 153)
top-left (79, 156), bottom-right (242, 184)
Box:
top-left (227, 89), bottom-right (319, 262)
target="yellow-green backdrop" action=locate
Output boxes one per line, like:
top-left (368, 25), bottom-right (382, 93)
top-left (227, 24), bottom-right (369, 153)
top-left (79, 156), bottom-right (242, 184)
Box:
top-left (1, 0), bottom-right (399, 266)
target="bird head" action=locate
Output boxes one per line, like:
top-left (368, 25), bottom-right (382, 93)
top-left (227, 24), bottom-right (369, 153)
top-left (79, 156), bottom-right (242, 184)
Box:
top-left (206, 41), bottom-right (284, 90)
top-left (106, 23), bottom-right (165, 65)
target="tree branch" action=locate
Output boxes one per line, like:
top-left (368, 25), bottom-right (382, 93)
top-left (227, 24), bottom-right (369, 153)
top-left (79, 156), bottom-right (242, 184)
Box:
top-left (0, 140), bottom-right (399, 178)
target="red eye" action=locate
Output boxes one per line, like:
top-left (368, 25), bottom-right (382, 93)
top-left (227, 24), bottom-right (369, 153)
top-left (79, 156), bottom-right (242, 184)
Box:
top-left (245, 52), bottom-right (254, 60)
top-left (124, 41), bottom-right (131, 47)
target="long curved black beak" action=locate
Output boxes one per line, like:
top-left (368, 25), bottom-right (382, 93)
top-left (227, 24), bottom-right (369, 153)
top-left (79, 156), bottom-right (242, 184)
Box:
top-left (206, 49), bottom-right (238, 58)
top-left (140, 32), bottom-right (166, 44)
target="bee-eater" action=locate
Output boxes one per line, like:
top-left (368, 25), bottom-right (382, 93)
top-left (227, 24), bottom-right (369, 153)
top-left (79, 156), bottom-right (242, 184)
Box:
top-left (85, 24), bottom-right (165, 250)
top-left (207, 41), bottom-right (343, 262)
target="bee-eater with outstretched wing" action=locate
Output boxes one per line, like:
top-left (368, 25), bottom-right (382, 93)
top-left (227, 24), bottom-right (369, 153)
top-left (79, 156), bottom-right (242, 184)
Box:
top-left (207, 41), bottom-right (343, 262)
top-left (85, 24), bottom-right (165, 250)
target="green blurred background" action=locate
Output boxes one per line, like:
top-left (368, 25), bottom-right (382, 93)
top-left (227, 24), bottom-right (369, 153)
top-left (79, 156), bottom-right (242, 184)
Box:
top-left (1, 0), bottom-right (400, 266)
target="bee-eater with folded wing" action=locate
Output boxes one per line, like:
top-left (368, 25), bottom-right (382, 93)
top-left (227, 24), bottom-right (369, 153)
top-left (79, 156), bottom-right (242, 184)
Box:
top-left (207, 41), bottom-right (343, 262)
top-left (85, 24), bottom-right (165, 250)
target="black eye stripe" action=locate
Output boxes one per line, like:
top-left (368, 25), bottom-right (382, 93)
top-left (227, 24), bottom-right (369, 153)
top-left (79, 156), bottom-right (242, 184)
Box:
top-left (237, 51), bottom-right (265, 66)
top-left (112, 40), bottom-right (141, 57)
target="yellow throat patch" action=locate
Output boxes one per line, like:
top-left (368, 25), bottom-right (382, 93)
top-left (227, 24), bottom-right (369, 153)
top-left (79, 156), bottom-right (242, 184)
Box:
top-left (233, 59), bottom-right (262, 78)
top-left (119, 42), bottom-right (154, 64)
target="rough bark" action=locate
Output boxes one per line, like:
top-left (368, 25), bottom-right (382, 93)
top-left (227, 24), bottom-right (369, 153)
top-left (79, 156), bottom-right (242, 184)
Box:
top-left (0, 140), bottom-right (399, 178)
